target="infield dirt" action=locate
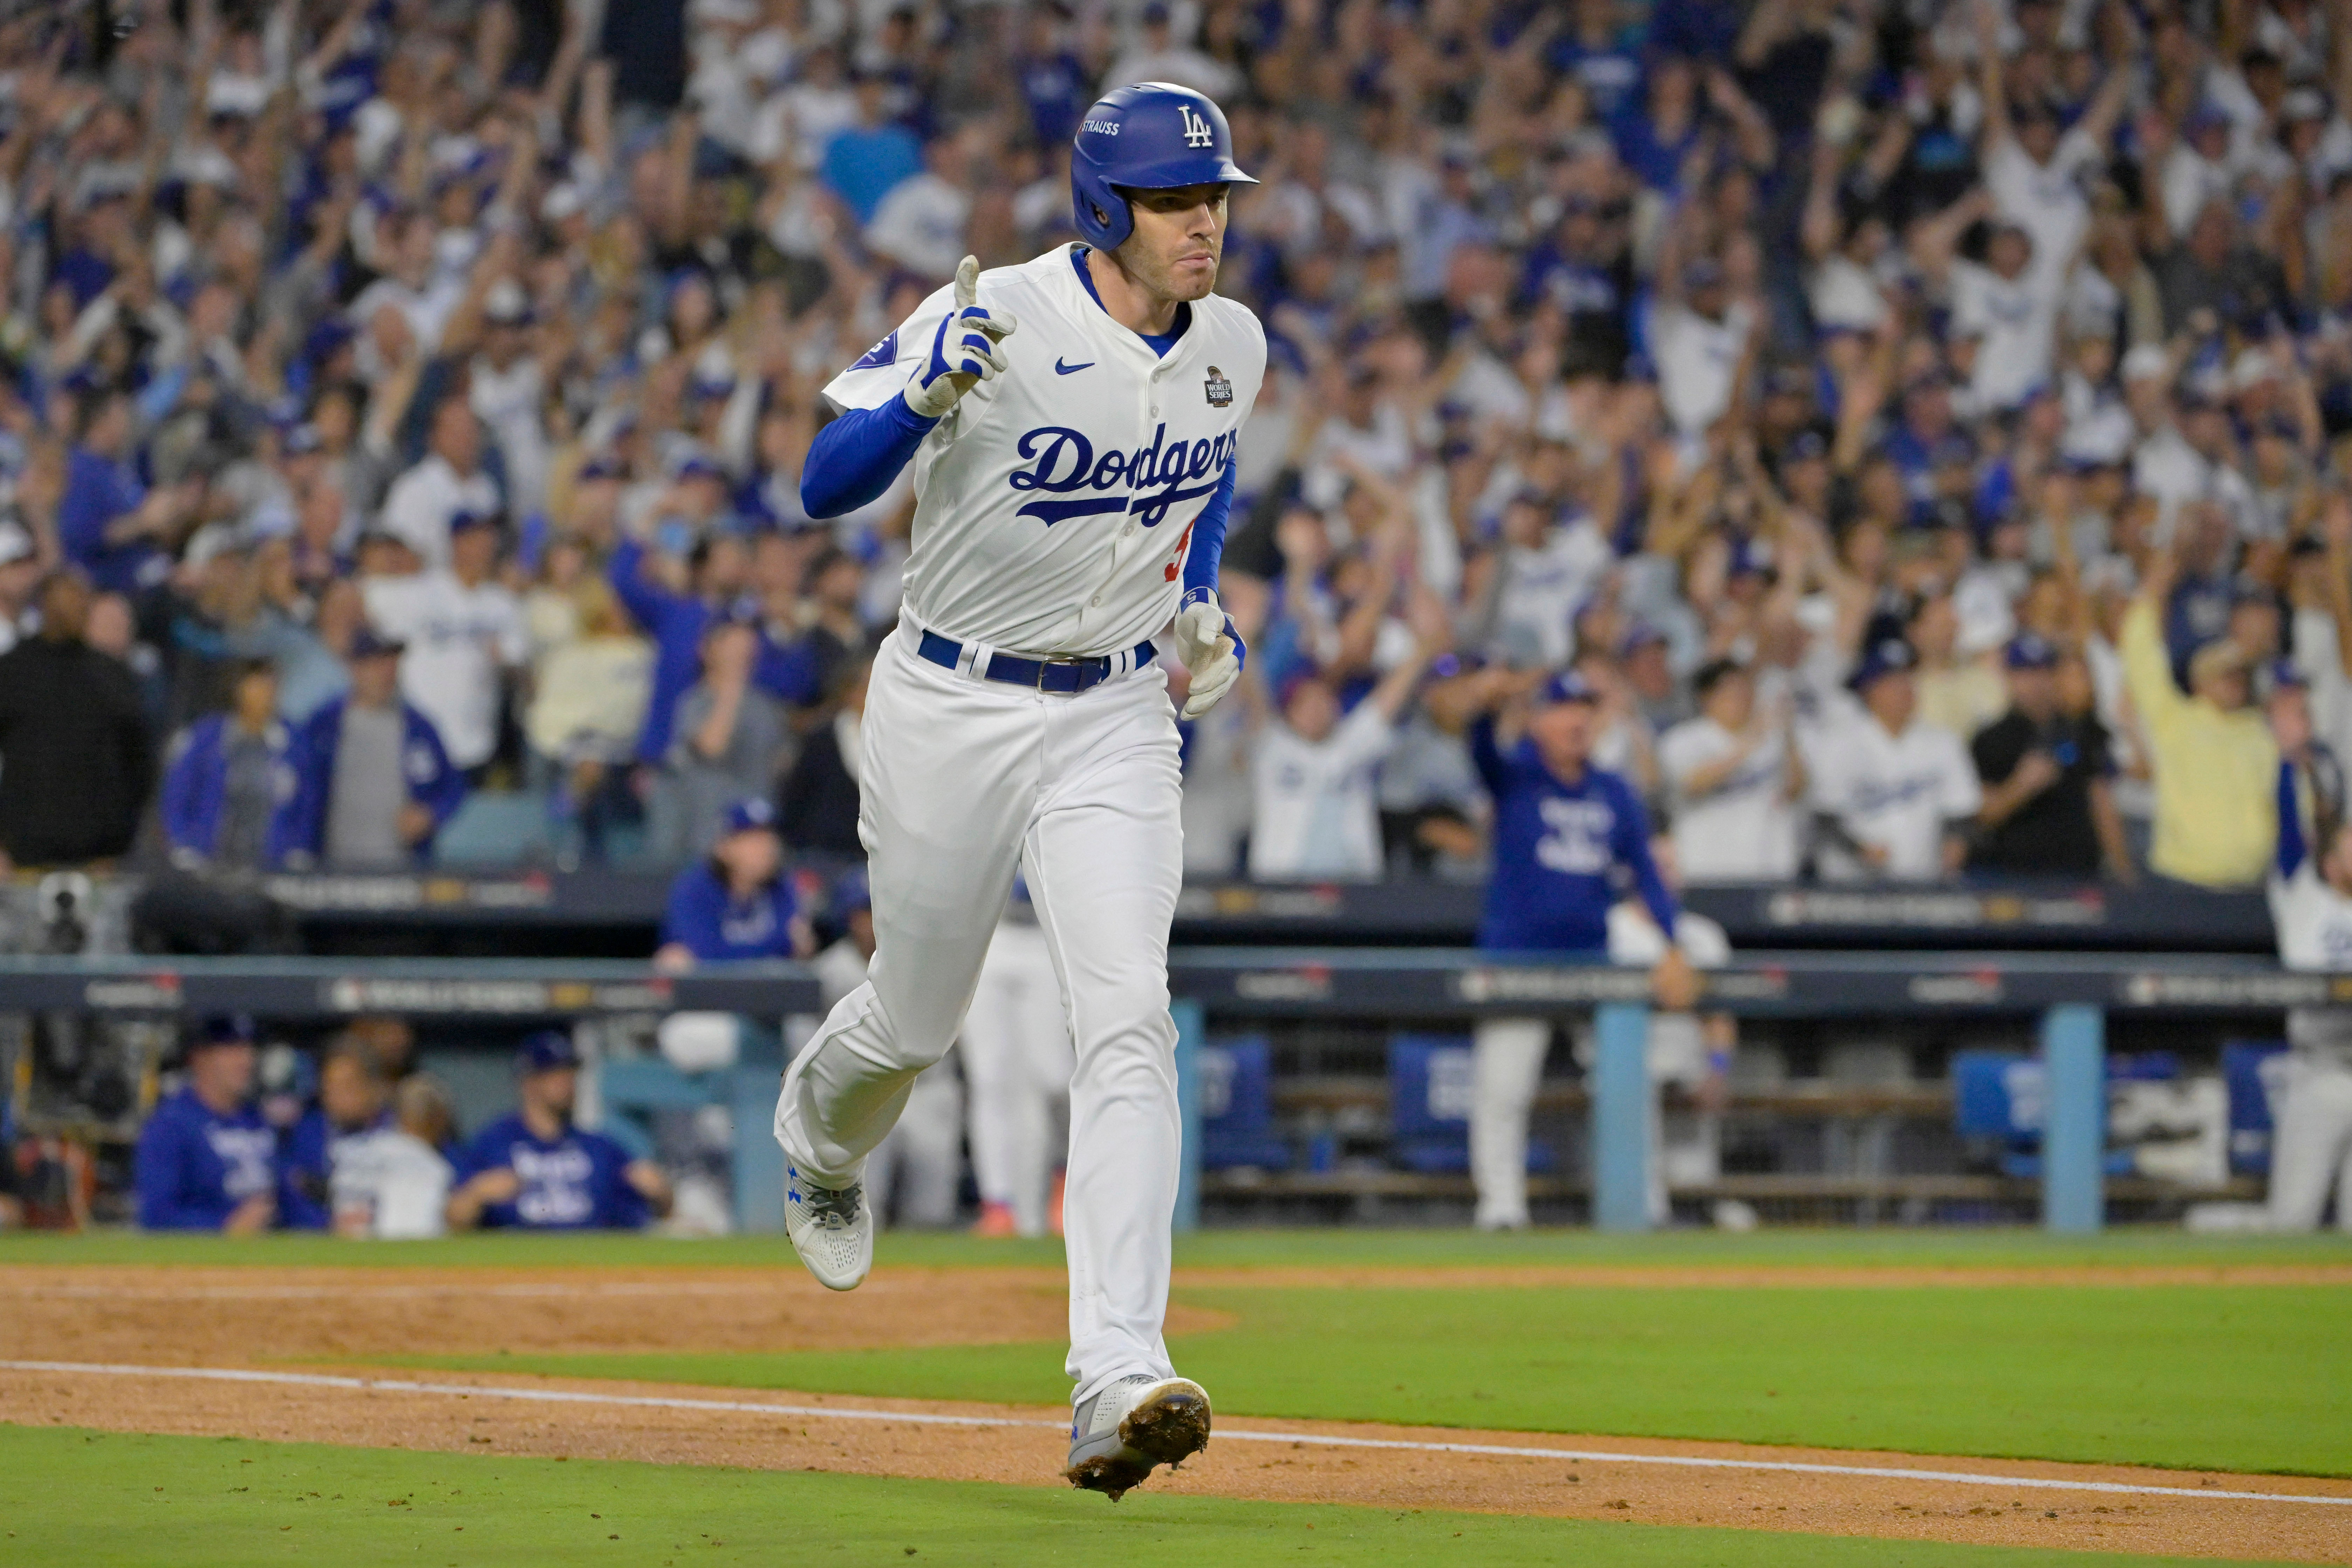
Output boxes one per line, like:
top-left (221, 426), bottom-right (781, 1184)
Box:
top-left (2, 1262), bottom-right (2347, 1563)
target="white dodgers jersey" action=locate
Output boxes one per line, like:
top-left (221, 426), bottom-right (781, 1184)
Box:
top-left (821, 243), bottom-right (1267, 657)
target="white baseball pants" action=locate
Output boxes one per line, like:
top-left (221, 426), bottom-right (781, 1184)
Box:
top-left (962, 918), bottom-right (1075, 1237)
top-left (2266, 1055), bottom-right (2352, 1232)
top-left (1472, 1012), bottom-right (1720, 1228)
top-left (775, 626), bottom-right (1185, 1405)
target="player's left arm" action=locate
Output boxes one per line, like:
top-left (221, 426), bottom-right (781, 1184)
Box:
top-left (1170, 328), bottom-right (1265, 719)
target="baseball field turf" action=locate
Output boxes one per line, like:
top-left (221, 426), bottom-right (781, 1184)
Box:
top-left (2, 1228), bottom-right (2347, 1566)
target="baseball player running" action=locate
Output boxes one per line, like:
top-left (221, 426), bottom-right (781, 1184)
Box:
top-left (779, 82), bottom-right (1263, 1499)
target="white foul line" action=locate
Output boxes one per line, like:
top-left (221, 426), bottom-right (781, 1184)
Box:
top-left (4, 1359), bottom-right (2347, 1509)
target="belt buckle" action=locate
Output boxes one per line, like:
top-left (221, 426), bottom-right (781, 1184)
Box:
top-left (1036, 655), bottom-right (1085, 691)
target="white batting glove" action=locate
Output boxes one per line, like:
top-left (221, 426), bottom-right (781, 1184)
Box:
top-left (903, 254), bottom-right (1018, 420)
top-left (1172, 588), bottom-right (1245, 719)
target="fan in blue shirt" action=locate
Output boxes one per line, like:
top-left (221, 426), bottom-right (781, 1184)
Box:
top-left (446, 1033), bottom-right (673, 1232)
top-left (135, 1017), bottom-right (280, 1233)
top-left (655, 797), bottom-right (813, 968)
top-left (1467, 669), bottom-right (1701, 1005)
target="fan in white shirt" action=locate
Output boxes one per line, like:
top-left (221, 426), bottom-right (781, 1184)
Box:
top-left (1247, 639), bottom-right (1438, 881)
top-left (361, 512), bottom-right (529, 771)
top-left (1807, 638), bottom-right (1983, 881)
top-left (1950, 224), bottom-right (2061, 413)
top-left (865, 133), bottom-right (978, 283)
top-left (1649, 258), bottom-right (1755, 441)
top-left (1657, 658), bottom-right (1804, 882)
top-left (379, 400), bottom-right (502, 570)
top-left (329, 1075), bottom-right (457, 1240)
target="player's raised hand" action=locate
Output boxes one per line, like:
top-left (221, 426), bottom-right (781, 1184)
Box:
top-left (1173, 587), bottom-right (1246, 719)
top-left (904, 254), bottom-right (1019, 419)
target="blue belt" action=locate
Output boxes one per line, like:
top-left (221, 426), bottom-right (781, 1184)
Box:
top-left (917, 629), bottom-right (1154, 694)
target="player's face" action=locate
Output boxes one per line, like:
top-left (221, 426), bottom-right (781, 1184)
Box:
top-left (1703, 671), bottom-right (1753, 728)
top-left (320, 1056), bottom-right (385, 1130)
top-left (2324, 825), bottom-right (2352, 896)
top-left (1528, 697), bottom-right (1595, 770)
top-left (1864, 670), bottom-right (1916, 731)
top-left (1284, 678), bottom-right (1340, 742)
top-left (526, 1066), bottom-right (579, 1122)
top-left (192, 1042), bottom-right (257, 1104)
top-left (1116, 183), bottom-right (1229, 303)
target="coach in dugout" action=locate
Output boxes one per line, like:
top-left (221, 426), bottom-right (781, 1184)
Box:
top-left (135, 1016), bottom-right (278, 1233)
top-left (445, 1033), bottom-right (672, 1232)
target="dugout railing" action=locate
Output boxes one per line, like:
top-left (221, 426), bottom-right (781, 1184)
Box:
top-left (0, 947), bottom-right (2319, 1234)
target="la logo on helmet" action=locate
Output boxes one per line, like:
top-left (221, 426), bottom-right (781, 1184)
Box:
top-left (1178, 104), bottom-right (1214, 148)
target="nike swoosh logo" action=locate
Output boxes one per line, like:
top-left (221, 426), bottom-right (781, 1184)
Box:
top-left (1054, 358), bottom-right (1094, 375)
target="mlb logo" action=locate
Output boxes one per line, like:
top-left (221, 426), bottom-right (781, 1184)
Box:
top-left (1204, 365), bottom-right (1233, 408)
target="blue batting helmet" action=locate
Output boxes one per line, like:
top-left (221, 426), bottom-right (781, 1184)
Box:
top-left (1071, 82), bottom-right (1257, 253)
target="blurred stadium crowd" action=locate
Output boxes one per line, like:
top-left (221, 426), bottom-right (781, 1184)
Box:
top-left (7, 0), bottom-right (2352, 912)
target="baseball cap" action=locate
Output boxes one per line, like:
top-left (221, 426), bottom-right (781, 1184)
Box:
top-left (1847, 637), bottom-right (1919, 692)
top-left (515, 1031), bottom-right (582, 1074)
top-left (448, 508), bottom-right (500, 536)
top-left (1780, 429), bottom-right (1828, 467)
top-left (1427, 650), bottom-right (1485, 680)
top-left (191, 1015), bottom-right (257, 1050)
top-left (483, 279), bottom-right (532, 327)
top-left (675, 452), bottom-right (729, 484)
top-left (541, 182), bottom-right (586, 224)
top-left (577, 453), bottom-right (625, 482)
top-left (349, 625), bottom-right (406, 660)
top-left (1539, 669), bottom-right (1600, 706)
top-left (722, 796), bottom-right (779, 837)
top-left (2004, 632), bottom-right (2059, 671)
top-left (1619, 621), bottom-right (1668, 657)
top-left (2270, 657), bottom-right (2310, 690)
top-left (2121, 343), bottom-right (2174, 384)
top-left (1727, 536), bottom-right (1776, 581)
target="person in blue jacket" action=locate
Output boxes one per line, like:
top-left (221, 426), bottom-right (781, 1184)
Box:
top-left (158, 658), bottom-right (302, 870)
top-left (276, 1038), bottom-right (394, 1231)
top-left (135, 1016), bottom-right (280, 1232)
top-left (655, 796), bottom-right (814, 967)
top-left (279, 627), bottom-right (466, 867)
top-left (444, 1033), bottom-right (672, 1231)
top-left (609, 528), bottom-right (825, 767)
top-left (607, 528), bottom-right (748, 766)
top-left (1463, 668), bottom-right (1700, 1230)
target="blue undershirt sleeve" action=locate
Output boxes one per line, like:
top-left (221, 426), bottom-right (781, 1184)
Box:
top-left (2278, 760), bottom-right (2307, 879)
top-left (1179, 458), bottom-right (1238, 601)
top-left (800, 397), bottom-right (939, 520)
top-left (1613, 781), bottom-right (1680, 934)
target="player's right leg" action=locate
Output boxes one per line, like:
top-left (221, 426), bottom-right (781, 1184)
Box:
top-left (774, 629), bottom-right (1033, 1286)
top-left (1470, 1018), bottom-right (1548, 1230)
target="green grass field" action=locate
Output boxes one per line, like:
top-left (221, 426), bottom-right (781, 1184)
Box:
top-left (5, 1229), bottom-right (2346, 1566)
top-left (0, 1426), bottom-right (2306, 1568)
top-left (404, 1280), bottom-right (2352, 1476)
top-left (4, 1225), bottom-right (2349, 1270)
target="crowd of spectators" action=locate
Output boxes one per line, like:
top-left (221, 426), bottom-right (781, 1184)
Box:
top-left (9, 0), bottom-right (2352, 897)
